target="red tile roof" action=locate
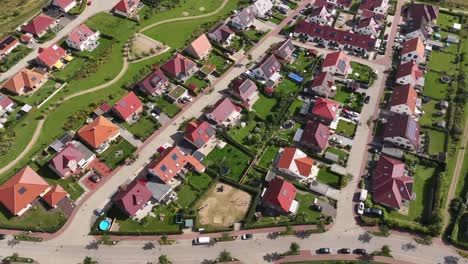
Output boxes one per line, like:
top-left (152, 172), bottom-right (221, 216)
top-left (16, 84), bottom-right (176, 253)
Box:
top-left (311, 97), bottom-right (341, 121)
top-left (208, 98), bottom-right (241, 125)
top-left (113, 179), bottom-right (152, 216)
top-left (322, 51), bottom-right (350, 73)
top-left (184, 121), bottom-right (215, 149)
top-left (262, 178), bottom-right (297, 213)
top-left (67, 24), bottom-right (95, 47)
top-left (148, 147), bottom-right (205, 183)
top-left (311, 71), bottom-right (334, 91)
top-left (37, 43), bottom-right (67, 68)
top-left (49, 144), bottom-right (84, 178)
top-left (231, 77), bottom-right (257, 102)
top-left (0, 166), bottom-right (50, 215)
top-left (313, 0), bottom-right (336, 10)
top-left (383, 114), bottom-right (420, 148)
top-left (43, 185), bottom-right (68, 207)
top-left (401, 37), bottom-right (425, 59)
top-left (22, 15), bottom-right (55, 36)
top-left (390, 84), bottom-right (417, 114)
top-left (113, 0), bottom-right (140, 13)
top-left (277, 147), bottom-right (314, 178)
top-left (373, 156), bottom-right (413, 209)
top-left (0, 35), bottom-right (19, 55)
top-left (161, 53), bottom-right (196, 78)
top-left (77, 116), bottom-right (119, 149)
top-left (300, 120), bottom-right (330, 152)
top-left (396, 60), bottom-right (423, 80)
top-left (113, 91), bottom-right (143, 121)
top-left (359, 0), bottom-right (385, 11)
top-left (0, 92), bottom-right (14, 110)
top-left (53, 0), bottom-right (75, 9)
top-left (3, 68), bottom-right (46, 94)
top-left (185, 34), bottom-right (212, 59)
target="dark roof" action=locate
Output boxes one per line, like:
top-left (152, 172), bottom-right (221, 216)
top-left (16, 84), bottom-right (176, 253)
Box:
top-left (232, 7), bottom-right (255, 28)
top-left (231, 77), bottom-right (257, 102)
top-left (139, 66), bottom-right (168, 96)
top-left (257, 54), bottom-right (281, 79)
top-left (274, 39), bottom-right (295, 60)
top-left (209, 24), bottom-right (235, 42)
top-left (383, 114), bottom-right (420, 148)
top-left (300, 120), bottom-right (330, 151)
top-left (113, 179), bottom-right (152, 217)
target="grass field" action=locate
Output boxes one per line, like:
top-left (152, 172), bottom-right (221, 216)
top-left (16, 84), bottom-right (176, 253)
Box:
top-left (253, 94), bottom-right (278, 120)
top-left (0, 204), bottom-right (66, 232)
top-left (228, 120), bottom-right (263, 149)
top-left (176, 173), bottom-right (213, 209)
top-left (122, 115), bottom-right (160, 141)
top-left (276, 78), bottom-right (302, 94)
top-left (436, 12), bottom-right (461, 30)
top-left (317, 167), bottom-right (341, 189)
top-left (427, 129), bottom-right (446, 155)
top-left (0, 0), bottom-right (48, 37)
top-left (12, 80), bottom-right (60, 107)
top-left (428, 51), bottom-right (458, 74)
top-left (419, 100), bottom-right (445, 127)
top-left (350, 62), bottom-right (374, 84)
top-left (423, 71), bottom-right (450, 100)
top-left (258, 145), bottom-right (280, 169)
top-left (204, 144), bottom-right (250, 182)
top-left (206, 52), bottom-right (232, 74)
top-left (336, 120), bottom-right (357, 138)
top-left (155, 97), bottom-right (181, 118)
top-left (99, 139), bottom-right (136, 169)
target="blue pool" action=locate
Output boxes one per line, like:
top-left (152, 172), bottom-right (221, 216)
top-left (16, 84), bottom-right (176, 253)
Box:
top-left (99, 219), bottom-right (112, 231)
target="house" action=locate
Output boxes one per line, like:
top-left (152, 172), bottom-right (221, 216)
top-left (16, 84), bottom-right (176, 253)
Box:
top-left (373, 155), bottom-right (413, 209)
top-left (273, 39), bottom-right (296, 63)
top-left (261, 177), bottom-right (298, 214)
top-left (77, 116), bottom-right (120, 152)
top-left (395, 60), bottom-right (425, 89)
top-left (49, 132), bottom-right (74, 152)
top-left (0, 35), bottom-right (19, 58)
top-left (403, 4), bottom-right (438, 41)
top-left (37, 43), bottom-right (67, 69)
top-left (230, 7), bottom-right (256, 30)
top-left (161, 53), bottom-right (197, 80)
top-left (383, 114), bottom-right (420, 151)
top-left (359, 9), bottom-right (386, 22)
top-left (206, 98), bottom-right (242, 126)
top-left (185, 34), bottom-right (212, 60)
top-left (230, 77), bottom-right (258, 104)
top-left (43, 185), bottom-right (69, 208)
top-left (147, 146), bottom-right (205, 184)
top-left (0, 166), bottom-right (51, 216)
top-left (354, 17), bottom-right (380, 37)
top-left (276, 147), bottom-right (315, 180)
top-left (112, 91), bottom-right (143, 123)
top-left (296, 120), bottom-right (331, 153)
top-left (358, 0), bottom-right (389, 15)
top-left (208, 24), bottom-right (235, 45)
top-left (322, 51), bottom-right (350, 77)
top-left (389, 84), bottom-right (418, 116)
top-left (51, 0), bottom-right (77, 12)
top-left (22, 15), bottom-right (56, 38)
top-left (20, 33), bottom-right (35, 45)
top-left (113, 179), bottom-right (152, 218)
top-left (0, 93), bottom-right (14, 112)
top-left (251, 0), bottom-right (273, 18)
top-left (306, 71), bottom-right (335, 97)
top-left (308, 6), bottom-right (334, 26)
top-left (66, 24), bottom-right (100, 51)
top-left (253, 54), bottom-right (281, 81)
top-left (309, 97), bottom-right (341, 125)
top-left (184, 121), bottom-right (215, 149)
top-left (333, 0), bottom-right (353, 11)
top-left (2, 68), bottom-right (47, 95)
top-left (146, 181), bottom-right (173, 204)
top-left (113, 0), bottom-right (141, 17)
top-left (313, 0), bottom-right (336, 10)
top-left (138, 66), bottom-right (169, 97)
top-left (400, 37), bottom-right (425, 64)
top-left (49, 141), bottom-right (95, 178)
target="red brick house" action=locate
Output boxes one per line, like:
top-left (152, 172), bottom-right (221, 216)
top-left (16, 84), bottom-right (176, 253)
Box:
top-left (261, 177), bottom-right (299, 214)
top-left (112, 91), bottom-right (143, 123)
top-left (184, 121), bottom-right (215, 149)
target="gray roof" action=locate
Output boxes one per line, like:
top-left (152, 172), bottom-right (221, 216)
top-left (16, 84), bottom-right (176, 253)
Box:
top-left (50, 132), bottom-right (74, 152)
top-left (71, 140), bottom-right (95, 161)
top-left (233, 7), bottom-right (255, 28)
top-left (146, 181), bottom-right (172, 201)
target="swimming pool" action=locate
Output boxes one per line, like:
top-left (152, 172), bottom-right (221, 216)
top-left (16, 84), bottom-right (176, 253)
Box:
top-left (99, 219), bottom-right (112, 231)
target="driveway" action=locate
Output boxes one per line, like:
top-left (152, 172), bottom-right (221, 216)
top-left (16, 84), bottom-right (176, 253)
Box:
top-left (117, 126), bottom-right (143, 147)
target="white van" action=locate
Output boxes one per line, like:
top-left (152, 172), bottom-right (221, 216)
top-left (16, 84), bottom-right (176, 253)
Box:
top-left (359, 189), bottom-right (368, 202)
top-left (194, 237), bottom-right (211, 245)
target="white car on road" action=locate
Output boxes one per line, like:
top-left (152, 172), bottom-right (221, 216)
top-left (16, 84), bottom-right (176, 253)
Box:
top-left (357, 202), bottom-right (365, 215)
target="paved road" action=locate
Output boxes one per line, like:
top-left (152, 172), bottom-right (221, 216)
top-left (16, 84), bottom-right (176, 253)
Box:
top-left (0, 0), bottom-right (121, 82)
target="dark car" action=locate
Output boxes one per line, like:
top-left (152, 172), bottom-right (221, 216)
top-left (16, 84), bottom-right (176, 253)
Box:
top-left (241, 234), bottom-right (253, 240)
top-left (90, 174), bottom-right (101, 183)
top-left (338, 248), bottom-right (351, 254)
top-left (153, 108), bottom-right (162, 115)
top-left (354, 248), bottom-right (368, 255)
top-left (364, 208), bottom-right (383, 217)
top-left (364, 96), bottom-right (370, 104)
top-left (310, 204), bottom-right (323, 212)
top-left (317, 248), bottom-right (331, 254)
top-left (0, 234), bottom-right (5, 240)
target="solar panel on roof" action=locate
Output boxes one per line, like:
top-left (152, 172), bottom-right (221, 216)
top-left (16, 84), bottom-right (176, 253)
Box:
top-left (195, 138), bottom-right (205, 147)
top-left (150, 76), bottom-right (161, 87)
top-left (197, 128), bottom-right (203, 135)
top-left (240, 81), bottom-right (252, 94)
top-left (337, 59), bottom-right (347, 73)
top-left (128, 0), bottom-right (135, 7)
top-left (18, 187), bottom-right (27, 195)
top-left (120, 101), bottom-right (127, 107)
top-left (171, 153), bottom-right (178, 160)
top-left (206, 127), bottom-right (215, 136)
top-left (161, 164), bottom-right (167, 172)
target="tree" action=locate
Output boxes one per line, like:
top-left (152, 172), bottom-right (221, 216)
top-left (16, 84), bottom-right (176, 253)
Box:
top-left (158, 255), bottom-right (172, 264)
top-left (289, 242), bottom-right (300, 255)
top-left (218, 250), bottom-right (233, 262)
top-left (381, 244), bottom-right (392, 257)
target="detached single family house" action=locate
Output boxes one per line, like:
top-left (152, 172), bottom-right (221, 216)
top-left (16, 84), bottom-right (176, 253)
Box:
top-left (230, 7), bottom-right (256, 30)
top-left (273, 39), bottom-right (296, 63)
top-left (308, 97), bottom-right (341, 125)
top-left (383, 114), bottom-right (420, 151)
top-left (253, 54), bottom-right (281, 81)
top-left (22, 15), bottom-right (56, 38)
top-left (261, 177), bottom-right (299, 215)
top-left (251, 0), bottom-right (273, 18)
top-left (0, 35), bottom-right (19, 58)
top-left (138, 66), bottom-right (169, 97)
top-left (113, 179), bottom-right (152, 218)
top-left (230, 77), bottom-right (258, 105)
top-left (112, 91), bottom-right (143, 123)
top-left (307, 71), bottom-right (335, 97)
top-left (162, 53), bottom-right (197, 80)
top-left (276, 147), bottom-right (315, 180)
top-left (77, 116), bottom-right (120, 152)
top-left (296, 120), bottom-right (330, 153)
top-left (322, 51), bottom-right (350, 77)
top-left (113, 0), bottom-right (141, 17)
top-left (66, 24), bottom-right (100, 51)
top-left (0, 166), bottom-right (51, 216)
top-left (184, 121), bottom-right (215, 149)
top-left (49, 141), bottom-right (95, 179)
top-left (51, 0), bottom-right (77, 13)
top-left (2, 68), bottom-right (47, 95)
top-left (43, 185), bottom-right (69, 208)
top-left (206, 98), bottom-right (242, 126)
top-left (208, 24), bottom-right (235, 45)
top-left (185, 34), bottom-right (212, 60)
top-left (37, 43), bottom-right (67, 70)
top-left (0, 93), bottom-right (15, 112)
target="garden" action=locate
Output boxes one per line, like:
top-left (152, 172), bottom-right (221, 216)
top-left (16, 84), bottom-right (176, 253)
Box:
top-left (99, 139), bottom-right (136, 169)
top-left (228, 118), bottom-right (265, 150)
top-left (426, 129), bottom-right (446, 155)
top-left (317, 167), bottom-right (341, 189)
top-left (12, 80), bottom-right (61, 107)
top-left (36, 164), bottom-right (85, 202)
top-left (185, 74), bottom-right (209, 91)
top-left (325, 147), bottom-right (349, 164)
top-left (244, 29), bottom-right (267, 43)
top-left (206, 51), bottom-right (232, 74)
top-left (258, 145), bottom-right (280, 169)
top-left (288, 50), bottom-right (314, 73)
top-left (422, 71), bottom-right (451, 100)
top-left (122, 115), bottom-right (160, 141)
top-left (0, 204), bottom-right (66, 232)
top-left (350, 62), bottom-right (375, 85)
top-left (268, 13), bottom-right (287, 25)
top-left (154, 97), bottom-right (181, 118)
top-left (427, 51), bottom-right (458, 74)
top-left (203, 144), bottom-right (251, 182)
top-left (336, 120), bottom-right (357, 138)
top-left (333, 85), bottom-right (364, 112)
top-left (252, 94), bottom-right (278, 120)
top-left (0, 45), bottom-right (31, 72)
top-left (419, 100), bottom-right (445, 127)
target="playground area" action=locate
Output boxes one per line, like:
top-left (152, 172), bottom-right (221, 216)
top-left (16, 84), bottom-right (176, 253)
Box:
top-left (196, 182), bottom-right (252, 228)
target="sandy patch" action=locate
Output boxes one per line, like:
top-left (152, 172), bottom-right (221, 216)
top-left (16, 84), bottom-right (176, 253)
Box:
top-left (182, 12), bottom-right (189, 16)
top-left (199, 7), bottom-right (205, 11)
top-left (130, 34), bottom-right (166, 60)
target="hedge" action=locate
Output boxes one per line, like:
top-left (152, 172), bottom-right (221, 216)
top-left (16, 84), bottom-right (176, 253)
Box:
top-left (217, 130), bottom-right (254, 157)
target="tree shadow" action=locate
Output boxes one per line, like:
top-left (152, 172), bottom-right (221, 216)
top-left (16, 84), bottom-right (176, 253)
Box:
top-left (267, 232), bottom-right (279, 240)
top-left (142, 242), bottom-right (155, 250)
top-left (401, 242), bottom-right (417, 251)
top-left (358, 232), bottom-right (372, 243)
top-left (444, 256), bottom-right (459, 264)
top-left (85, 240), bottom-right (99, 250)
top-left (263, 252), bottom-right (281, 262)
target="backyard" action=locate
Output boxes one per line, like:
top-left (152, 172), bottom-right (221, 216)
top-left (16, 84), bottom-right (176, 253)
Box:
top-left (423, 71), bottom-right (451, 100)
top-left (36, 164), bottom-right (85, 202)
top-left (122, 115), bottom-right (160, 141)
top-left (427, 51), bottom-right (458, 74)
top-left (206, 52), bottom-right (232, 74)
top-left (0, 204), bottom-right (66, 232)
top-left (228, 119), bottom-right (264, 149)
top-left (333, 85), bottom-right (364, 112)
top-left (276, 78), bottom-right (302, 94)
top-left (426, 129), bottom-right (446, 155)
top-left (317, 167), bottom-right (341, 189)
top-left (350, 62), bottom-right (374, 84)
top-left (12, 80), bottom-right (62, 107)
top-left (155, 97), bottom-right (181, 118)
top-left (436, 12), bottom-right (461, 30)
top-left (252, 94), bottom-right (278, 120)
top-left (258, 145), bottom-right (280, 169)
top-left (268, 13), bottom-right (286, 25)
top-left (325, 147), bottom-right (349, 163)
top-left (99, 139), bottom-right (136, 169)
top-left (176, 173), bottom-right (213, 209)
top-left (289, 51), bottom-right (314, 73)
top-left (419, 100), bottom-right (446, 127)
top-left (185, 75), bottom-right (209, 91)
top-left (336, 120), bottom-right (357, 138)
top-left (244, 29), bottom-right (267, 43)
top-left (203, 144), bottom-right (251, 182)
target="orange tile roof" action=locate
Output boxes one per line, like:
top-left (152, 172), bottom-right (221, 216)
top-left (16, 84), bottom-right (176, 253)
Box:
top-left (401, 37), bottom-right (425, 59)
top-left (186, 34), bottom-right (212, 58)
top-left (3, 68), bottom-right (46, 94)
top-left (0, 166), bottom-right (50, 215)
top-left (43, 185), bottom-right (68, 207)
top-left (77, 116), bottom-right (119, 149)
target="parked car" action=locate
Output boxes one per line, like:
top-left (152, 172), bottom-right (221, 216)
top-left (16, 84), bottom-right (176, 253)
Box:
top-left (158, 145), bottom-right (167, 153)
top-left (90, 174), bottom-right (100, 183)
top-left (310, 204), bottom-right (323, 212)
top-left (151, 112), bottom-right (159, 119)
top-left (153, 108), bottom-right (162, 115)
top-left (87, 1), bottom-right (92, 5)
top-left (364, 208), bottom-right (383, 217)
top-left (317, 248), bottom-right (332, 254)
top-left (364, 96), bottom-right (370, 104)
top-left (94, 208), bottom-right (104, 217)
top-left (354, 248), bottom-right (368, 255)
top-left (357, 202), bottom-right (365, 215)
top-left (183, 96), bottom-right (193, 102)
top-left (338, 248), bottom-right (351, 254)
top-left (193, 237), bottom-right (211, 245)
top-left (0, 234), bottom-right (5, 240)
top-left (241, 234), bottom-right (253, 240)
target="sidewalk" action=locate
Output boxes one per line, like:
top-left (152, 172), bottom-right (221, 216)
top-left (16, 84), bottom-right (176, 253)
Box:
top-left (275, 251), bottom-right (416, 264)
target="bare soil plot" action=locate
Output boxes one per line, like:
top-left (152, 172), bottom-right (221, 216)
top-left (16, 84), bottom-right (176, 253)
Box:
top-left (196, 182), bottom-right (252, 228)
top-left (335, 12), bottom-right (354, 31)
top-left (129, 34), bottom-right (166, 61)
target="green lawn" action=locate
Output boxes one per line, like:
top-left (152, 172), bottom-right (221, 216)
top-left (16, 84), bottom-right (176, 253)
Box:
top-left (268, 13), bottom-right (286, 24)
top-left (336, 120), bottom-right (357, 138)
top-left (277, 122), bottom-right (301, 142)
top-left (122, 115), bottom-right (160, 141)
top-left (107, 204), bottom-right (181, 233)
top-left (332, 85), bottom-right (364, 112)
top-left (427, 129), bottom-right (446, 155)
top-left (388, 166), bottom-right (435, 223)
top-left (185, 75), bottom-right (209, 91)
top-left (350, 62), bottom-right (374, 84)
top-left (276, 78), bottom-right (302, 94)
top-left (229, 36), bottom-right (244, 51)
top-left (36, 164), bottom-right (85, 201)
top-left (12, 80), bottom-right (60, 107)
top-left (436, 12), bottom-right (461, 30)
top-left (244, 29), bottom-right (266, 43)
top-left (0, 45), bottom-right (32, 72)
top-left (288, 99), bottom-right (304, 116)
top-left (317, 167), bottom-right (341, 189)
top-left (188, 173), bottom-right (213, 190)
top-left (253, 94), bottom-right (278, 120)
top-left (206, 52), bottom-right (232, 74)
top-left (0, 204), bottom-right (66, 232)
top-left (155, 97), bottom-right (181, 118)
top-left (177, 184), bottom-right (199, 209)
top-left (258, 145), bottom-right (280, 169)
top-left (289, 51), bottom-right (313, 74)
top-left (427, 51), bottom-right (458, 74)
top-left (419, 100), bottom-right (445, 127)
top-left (423, 71), bottom-right (451, 100)
top-left (325, 147), bottom-right (349, 162)
top-left (204, 144), bottom-right (250, 182)
top-left (99, 139), bottom-right (136, 169)
top-left (228, 120), bottom-right (263, 149)
top-left (177, 173), bottom-right (213, 209)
